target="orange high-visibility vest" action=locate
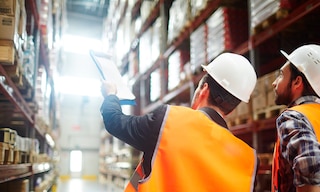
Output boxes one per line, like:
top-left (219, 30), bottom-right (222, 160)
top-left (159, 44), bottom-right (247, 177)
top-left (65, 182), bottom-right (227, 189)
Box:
top-left (125, 105), bottom-right (258, 192)
top-left (272, 103), bottom-right (320, 192)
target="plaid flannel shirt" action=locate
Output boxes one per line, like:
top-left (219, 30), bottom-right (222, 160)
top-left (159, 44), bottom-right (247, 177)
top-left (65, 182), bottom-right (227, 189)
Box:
top-left (276, 96), bottom-right (320, 191)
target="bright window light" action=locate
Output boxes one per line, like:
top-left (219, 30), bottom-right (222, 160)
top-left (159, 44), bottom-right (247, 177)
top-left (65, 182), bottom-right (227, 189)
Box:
top-left (56, 76), bottom-right (101, 97)
top-left (70, 150), bottom-right (82, 172)
top-left (62, 34), bottom-right (102, 54)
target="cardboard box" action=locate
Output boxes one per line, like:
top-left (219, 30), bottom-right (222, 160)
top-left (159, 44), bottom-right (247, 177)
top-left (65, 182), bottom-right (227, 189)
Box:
top-left (0, 15), bottom-right (20, 48)
top-left (0, 0), bottom-right (19, 16)
top-left (0, 128), bottom-right (11, 144)
top-left (252, 93), bottom-right (267, 112)
top-left (0, 40), bottom-right (15, 65)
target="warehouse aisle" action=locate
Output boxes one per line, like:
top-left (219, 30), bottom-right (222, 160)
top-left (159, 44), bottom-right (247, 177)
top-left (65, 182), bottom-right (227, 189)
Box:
top-left (56, 178), bottom-right (123, 192)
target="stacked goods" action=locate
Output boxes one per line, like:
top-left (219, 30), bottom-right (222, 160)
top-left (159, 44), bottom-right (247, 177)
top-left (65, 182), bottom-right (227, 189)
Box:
top-left (0, 0), bottom-right (37, 100)
top-left (225, 108), bottom-right (238, 128)
top-left (190, 24), bottom-right (207, 73)
top-left (235, 101), bottom-right (253, 125)
top-left (151, 17), bottom-right (166, 64)
top-left (190, 0), bottom-right (210, 18)
top-left (252, 75), bottom-right (268, 120)
top-left (140, 0), bottom-right (157, 24)
top-left (0, 128), bottom-right (17, 164)
top-left (128, 51), bottom-right (139, 79)
top-left (0, 127), bottom-right (42, 164)
top-left (150, 69), bottom-right (161, 102)
top-left (0, 0), bottom-right (21, 65)
top-left (250, 0), bottom-right (280, 31)
top-left (264, 70), bottom-right (281, 108)
top-left (225, 101), bottom-right (253, 127)
top-left (168, 51), bottom-right (182, 91)
top-left (206, 7), bottom-right (248, 62)
top-left (250, 0), bottom-right (295, 34)
top-left (167, 0), bottom-right (191, 44)
top-left (251, 0), bottom-right (304, 34)
top-left (168, 49), bottom-right (190, 91)
top-left (116, 16), bottom-right (131, 66)
top-left (139, 28), bottom-right (152, 73)
top-left (252, 71), bottom-right (286, 120)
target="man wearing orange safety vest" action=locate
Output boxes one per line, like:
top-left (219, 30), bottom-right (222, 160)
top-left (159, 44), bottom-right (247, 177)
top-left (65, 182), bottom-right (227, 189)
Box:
top-left (271, 44), bottom-right (320, 192)
top-left (100, 53), bottom-right (259, 191)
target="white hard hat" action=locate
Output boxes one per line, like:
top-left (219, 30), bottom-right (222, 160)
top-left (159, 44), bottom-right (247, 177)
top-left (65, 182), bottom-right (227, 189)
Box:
top-left (202, 53), bottom-right (257, 103)
top-left (280, 44), bottom-right (320, 96)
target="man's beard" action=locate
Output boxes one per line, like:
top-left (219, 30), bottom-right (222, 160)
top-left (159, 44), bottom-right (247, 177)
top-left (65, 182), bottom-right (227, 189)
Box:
top-left (274, 82), bottom-right (293, 106)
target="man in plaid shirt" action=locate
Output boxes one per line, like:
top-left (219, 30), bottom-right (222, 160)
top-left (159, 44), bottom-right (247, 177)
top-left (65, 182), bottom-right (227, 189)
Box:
top-left (271, 44), bottom-right (320, 192)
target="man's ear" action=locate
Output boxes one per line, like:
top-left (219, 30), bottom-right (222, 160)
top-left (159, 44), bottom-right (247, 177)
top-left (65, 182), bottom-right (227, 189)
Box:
top-left (199, 82), bottom-right (210, 96)
top-left (292, 76), bottom-right (304, 91)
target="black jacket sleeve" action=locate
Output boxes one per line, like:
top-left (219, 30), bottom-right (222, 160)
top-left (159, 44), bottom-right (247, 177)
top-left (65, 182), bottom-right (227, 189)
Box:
top-left (100, 95), bottom-right (167, 152)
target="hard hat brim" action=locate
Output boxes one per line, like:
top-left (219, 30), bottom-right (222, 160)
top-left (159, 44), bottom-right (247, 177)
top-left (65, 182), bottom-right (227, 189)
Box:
top-left (280, 50), bottom-right (290, 61)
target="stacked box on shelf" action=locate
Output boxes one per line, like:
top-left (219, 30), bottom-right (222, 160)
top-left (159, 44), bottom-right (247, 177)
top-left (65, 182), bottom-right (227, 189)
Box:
top-left (34, 65), bottom-right (49, 127)
top-left (0, 128), bottom-right (13, 164)
top-left (250, 0), bottom-right (280, 33)
top-left (105, 0), bottom-right (118, 38)
top-left (0, 0), bottom-right (20, 49)
top-left (235, 101), bottom-right (253, 125)
top-left (151, 17), bottom-right (165, 64)
top-left (115, 15), bottom-right (131, 66)
top-left (167, 0), bottom-right (191, 44)
top-left (0, 0), bottom-right (37, 100)
top-left (225, 107), bottom-right (238, 128)
top-left (128, 51), bottom-right (139, 79)
top-left (168, 49), bottom-right (190, 91)
top-left (139, 28), bottom-right (153, 74)
top-left (140, 0), bottom-right (157, 24)
top-left (130, 16), bottom-right (141, 44)
top-left (252, 75), bottom-right (268, 119)
top-left (0, 0), bottom-right (20, 68)
top-left (150, 69), bottom-right (161, 102)
top-left (190, 23), bottom-right (207, 73)
top-left (225, 101), bottom-right (253, 127)
top-left (190, 0), bottom-right (210, 18)
top-left (206, 7), bottom-right (248, 62)
top-left (264, 70), bottom-right (280, 108)
top-left (0, 128), bottom-right (21, 164)
top-left (252, 71), bottom-right (286, 120)
top-left (0, 40), bottom-right (17, 66)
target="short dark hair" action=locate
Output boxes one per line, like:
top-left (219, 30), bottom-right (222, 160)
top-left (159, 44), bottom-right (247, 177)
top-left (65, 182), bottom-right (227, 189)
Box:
top-left (289, 63), bottom-right (317, 96)
top-left (200, 74), bottom-right (241, 115)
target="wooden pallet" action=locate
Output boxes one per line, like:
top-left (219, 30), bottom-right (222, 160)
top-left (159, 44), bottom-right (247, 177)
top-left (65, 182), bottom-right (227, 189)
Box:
top-left (253, 105), bottom-right (286, 120)
top-left (252, 9), bottom-right (289, 35)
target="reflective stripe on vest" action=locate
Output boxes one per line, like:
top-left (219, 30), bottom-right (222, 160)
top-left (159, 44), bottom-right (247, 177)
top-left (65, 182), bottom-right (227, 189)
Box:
top-left (272, 103), bottom-right (320, 192)
top-left (127, 160), bottom-right (145, 191)
top-left (125, 105), bottom-right (257, 192)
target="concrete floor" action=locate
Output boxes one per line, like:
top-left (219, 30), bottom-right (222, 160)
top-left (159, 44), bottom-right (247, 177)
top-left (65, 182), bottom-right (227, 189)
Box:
top-left (56, 178), bottom-right (123, 192)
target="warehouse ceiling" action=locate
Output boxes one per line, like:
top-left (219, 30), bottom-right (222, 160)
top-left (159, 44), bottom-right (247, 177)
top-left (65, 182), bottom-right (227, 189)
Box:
top-left (66, 0), bottom-right (109, 18)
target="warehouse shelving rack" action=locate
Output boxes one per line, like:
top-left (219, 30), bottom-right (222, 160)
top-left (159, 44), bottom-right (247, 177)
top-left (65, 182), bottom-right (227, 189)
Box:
top-left (0, 0), bottom-right (63, 191)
